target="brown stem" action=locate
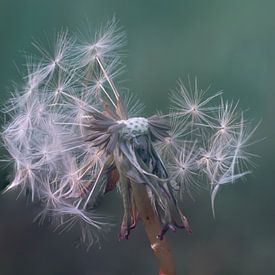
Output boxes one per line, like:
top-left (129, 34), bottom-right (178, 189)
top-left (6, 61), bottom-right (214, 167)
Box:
top-left (130, 181), bottom-right (176, 275)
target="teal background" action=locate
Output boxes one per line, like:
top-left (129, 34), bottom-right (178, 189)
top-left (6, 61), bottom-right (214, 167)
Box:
top-left (0, 1), bottom-right (274, 274)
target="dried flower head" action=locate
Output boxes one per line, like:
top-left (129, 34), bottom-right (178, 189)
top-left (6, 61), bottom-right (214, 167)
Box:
top-left (1, 18), bottom-right (257, 257)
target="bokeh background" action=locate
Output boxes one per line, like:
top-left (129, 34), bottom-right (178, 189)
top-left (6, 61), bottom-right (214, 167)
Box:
top-left (0, 0), bottom-right (274, 274)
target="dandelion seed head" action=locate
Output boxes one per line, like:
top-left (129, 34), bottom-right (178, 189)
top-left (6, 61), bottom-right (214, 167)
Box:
top-left (120, 117), bottom-right (148, 137)
top-left (0, 19), bottom-right (258, 248)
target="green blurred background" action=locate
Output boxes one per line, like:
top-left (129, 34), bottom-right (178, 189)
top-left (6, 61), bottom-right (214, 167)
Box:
top-left (0, 0), bottom-right (274, 274)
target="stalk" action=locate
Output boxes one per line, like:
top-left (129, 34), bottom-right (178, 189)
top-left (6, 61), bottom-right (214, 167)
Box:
top-left (130, 181), bottom-right (176, 275)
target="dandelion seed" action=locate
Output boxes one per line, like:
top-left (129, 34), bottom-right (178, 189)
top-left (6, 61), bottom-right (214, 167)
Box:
top-left (168, 142), bottom-right (199, 198)
top-left (170, 78), bottom-right (221, 126)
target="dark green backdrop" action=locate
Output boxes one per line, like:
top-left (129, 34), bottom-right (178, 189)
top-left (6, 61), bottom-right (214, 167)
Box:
top-left (0, 1), bottom-right (274, 274)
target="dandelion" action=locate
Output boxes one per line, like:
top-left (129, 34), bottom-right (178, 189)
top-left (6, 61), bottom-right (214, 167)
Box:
top-left (1, 18), bottom-right (258, 275)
